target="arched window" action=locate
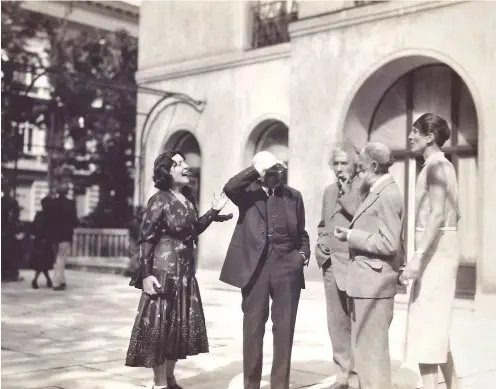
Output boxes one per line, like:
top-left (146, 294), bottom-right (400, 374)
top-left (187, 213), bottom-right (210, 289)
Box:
top-left (368, 64), bottom-right (478, 297)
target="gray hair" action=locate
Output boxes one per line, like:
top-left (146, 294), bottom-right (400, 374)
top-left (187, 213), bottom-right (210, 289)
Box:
top-left (329, 139), bottom-right (360, 166)
top-left (361, 142), bottom-right (394, 173)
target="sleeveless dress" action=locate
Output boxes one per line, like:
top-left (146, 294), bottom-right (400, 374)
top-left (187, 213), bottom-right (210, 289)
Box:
top-left (405, 152), bottom-right (460, 364)
top-left (125, 190), bottom-right (219, 368)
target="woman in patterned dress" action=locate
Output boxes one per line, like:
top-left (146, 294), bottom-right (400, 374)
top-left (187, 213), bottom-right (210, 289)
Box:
top-left (401, 113), bottom-right (461, 389)
top-left (126, 151), bottom-right (231, 389)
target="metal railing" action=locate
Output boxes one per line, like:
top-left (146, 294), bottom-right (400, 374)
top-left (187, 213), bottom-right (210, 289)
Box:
top-left (69, 228), bottom-right (130, 258)
top-left (251, 1), bottom-right (299, 49)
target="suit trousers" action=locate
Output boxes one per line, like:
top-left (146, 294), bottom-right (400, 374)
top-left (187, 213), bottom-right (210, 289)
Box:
top-left (350, 297), bottom-right (394, 389)
top-left (53, 242), bottom-right (70, 287)
top-left (322, 262), bottom-right (355, 386)
top-left (241, 246), bottom-right (302, 389)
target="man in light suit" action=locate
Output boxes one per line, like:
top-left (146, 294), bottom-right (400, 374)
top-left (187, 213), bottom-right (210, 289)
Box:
top-left (334, 142), bottom-right (405, 389)
top-left (315, 140), bottom-right (362, 389)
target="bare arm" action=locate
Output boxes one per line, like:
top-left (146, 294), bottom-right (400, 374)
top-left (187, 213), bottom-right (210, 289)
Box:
top-left (417, 162), bottom-right (447, 253)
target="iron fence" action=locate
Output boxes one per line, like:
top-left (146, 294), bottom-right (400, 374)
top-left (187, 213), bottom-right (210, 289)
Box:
top-left (69, 228), bottom-right (130, 257)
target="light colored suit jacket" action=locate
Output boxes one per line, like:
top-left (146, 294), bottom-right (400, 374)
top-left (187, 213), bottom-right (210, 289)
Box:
top-left (315, 177), bottom-right (362, 290)
top-left (346, 175), bottom-right (405, 299)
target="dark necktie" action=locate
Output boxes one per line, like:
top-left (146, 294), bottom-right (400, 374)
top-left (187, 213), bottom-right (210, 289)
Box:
top-left (267, 188), bottom-right (274, 196)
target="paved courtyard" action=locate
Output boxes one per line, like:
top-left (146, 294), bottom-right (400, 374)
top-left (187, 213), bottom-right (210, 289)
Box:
top-left (2, 269), bottom-right (496, 389)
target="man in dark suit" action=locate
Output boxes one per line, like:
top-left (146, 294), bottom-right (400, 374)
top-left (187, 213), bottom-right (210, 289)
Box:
top-left (1, 180), bottom-right (22, 282)
top-left (315, 141), bottom-right (362, 389)
top-left (46, 180), bottom-right (79, 291)
top-left (220, 151), bottom-right (310, 389)
top-left (334, 143), bottom-right (405, 389)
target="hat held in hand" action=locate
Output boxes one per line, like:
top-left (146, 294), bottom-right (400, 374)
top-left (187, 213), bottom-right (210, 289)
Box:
top-left (253, 151), bottom-right (287, 172)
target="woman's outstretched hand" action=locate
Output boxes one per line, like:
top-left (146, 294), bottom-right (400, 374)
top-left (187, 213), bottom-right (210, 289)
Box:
top-left (212, 192), bottom-right (229, 211)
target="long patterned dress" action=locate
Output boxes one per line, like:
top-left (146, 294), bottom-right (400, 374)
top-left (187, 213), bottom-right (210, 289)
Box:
top-left (125, 189), bottom-right (220, 368)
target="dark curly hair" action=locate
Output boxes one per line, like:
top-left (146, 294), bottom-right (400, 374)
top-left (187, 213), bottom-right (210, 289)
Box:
top-left (413, 113), bottom-right (451, 147)
top-left (152, 150), bottom-right (186, 191)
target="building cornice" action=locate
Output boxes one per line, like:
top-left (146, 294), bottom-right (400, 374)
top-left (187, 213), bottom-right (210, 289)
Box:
top-left (289, 0), bottom-right (468, 39)
top-left (20, 1), bottom-right (139, 36)
top-left (84, 1), bottom-right (139, 19)
top-left (136, 43), bottom-right (291, 84)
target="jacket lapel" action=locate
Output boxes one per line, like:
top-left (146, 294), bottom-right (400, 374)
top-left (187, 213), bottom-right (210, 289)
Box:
top-left (281, 186), bottom-right (297, 238)
top-left (251, 181), bottom-right (267, 220)
top-left (351, 192), bottom-right (379, 225)
top-left (350, 176), bottom-right (395, 225)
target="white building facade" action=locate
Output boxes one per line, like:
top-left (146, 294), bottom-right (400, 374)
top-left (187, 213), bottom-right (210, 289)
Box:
top-left (135, 1), bottom-right (496, 302)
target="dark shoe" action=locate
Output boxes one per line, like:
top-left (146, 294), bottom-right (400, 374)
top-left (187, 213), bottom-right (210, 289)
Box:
top-left (326, 383), bottom-right (349, 389)
top-left (167, 376), bottom-right (183, 389)
top-left (53, 284), bottom-right (66, 291)
top-left (31, 280), bottom-right (39, 289)
top-left (46, 279), bottom-right (53, 288)
top-left (61, 282), bottom-right (67, 288)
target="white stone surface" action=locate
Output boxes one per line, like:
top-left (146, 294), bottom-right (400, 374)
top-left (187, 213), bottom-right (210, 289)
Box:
top-left (2, 270), bottom-right (496, 389)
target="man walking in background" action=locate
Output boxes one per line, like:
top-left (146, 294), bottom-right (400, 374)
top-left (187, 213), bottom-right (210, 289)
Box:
top-left (46, 179), bottom-right (79, 291)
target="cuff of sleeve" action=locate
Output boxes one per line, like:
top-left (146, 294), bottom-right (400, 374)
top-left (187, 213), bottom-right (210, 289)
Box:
top-left (299, 252), bottom-right (309, 266)
top-left (140, 264), bottom-right (150, 279)
top-left (347, 229), bottom-right (353, 241)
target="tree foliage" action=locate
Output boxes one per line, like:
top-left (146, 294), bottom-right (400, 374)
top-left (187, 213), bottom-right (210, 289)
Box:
top-left (1, 1), bottom-right (139, 227)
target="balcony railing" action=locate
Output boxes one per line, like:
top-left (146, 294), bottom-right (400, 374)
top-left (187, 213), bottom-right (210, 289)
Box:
top-left (251, 1), bottom-right (299, 49)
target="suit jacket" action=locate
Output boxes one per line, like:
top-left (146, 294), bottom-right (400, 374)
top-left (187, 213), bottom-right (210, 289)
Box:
top-left (346, 175), bottom-right (405, 299)
top-left (46, 196), bottom-right (79, 243)
top-left (220, 166), bottom-right (310, 289)
top-left (315, 177), bottom-right (362, 290)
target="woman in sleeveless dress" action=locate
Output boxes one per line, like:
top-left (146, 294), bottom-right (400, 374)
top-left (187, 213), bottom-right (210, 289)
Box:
top-left (402, 113), bottom-right (461, 389)
top-left (126, 151), bottom-right (231, 389)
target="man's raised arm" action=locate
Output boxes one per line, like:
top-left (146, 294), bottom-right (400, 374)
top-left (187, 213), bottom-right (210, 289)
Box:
top-left (223, 166), bottom-right (260, 206)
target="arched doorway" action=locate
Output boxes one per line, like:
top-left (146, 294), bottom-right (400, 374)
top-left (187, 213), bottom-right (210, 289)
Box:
top-left (164, 130), bottom-right (202, 203)
top-left (247, 119), bottom-right (290, 184)
top-left (345, 61), bottom-right (478, 298)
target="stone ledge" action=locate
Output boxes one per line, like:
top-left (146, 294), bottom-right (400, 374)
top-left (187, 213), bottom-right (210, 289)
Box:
top-left (289, 0), bottom-right (467, 38)
top-left (136, 43), bottom-right (291, 84)
top-left (66, 256), bottom-right (131, 276)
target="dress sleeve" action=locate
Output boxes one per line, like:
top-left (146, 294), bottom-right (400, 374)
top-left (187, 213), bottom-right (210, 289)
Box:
top-left (137, 194), bottom-right (166, 279)
top-left (163, 203), bottom-right (220, 240)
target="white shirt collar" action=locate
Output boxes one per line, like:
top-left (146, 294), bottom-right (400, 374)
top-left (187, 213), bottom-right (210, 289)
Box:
top-left (370, 173), bottom-right (391, 193)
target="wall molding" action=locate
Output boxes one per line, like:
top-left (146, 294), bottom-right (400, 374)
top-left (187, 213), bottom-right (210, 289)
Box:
top-left (136, 43), bottom-right (291, 84)
top-left (289, 1), bottom-right (468, 39)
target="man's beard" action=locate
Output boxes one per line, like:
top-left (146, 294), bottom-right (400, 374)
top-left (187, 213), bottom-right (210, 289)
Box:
top-left (359, 179), bottom-right (371, 198)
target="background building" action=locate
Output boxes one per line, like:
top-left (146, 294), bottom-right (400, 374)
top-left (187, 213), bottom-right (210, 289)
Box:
top-left (2, 0), bottom-right (139, 221)
top-left (135, 0), bottom-right (496, 302)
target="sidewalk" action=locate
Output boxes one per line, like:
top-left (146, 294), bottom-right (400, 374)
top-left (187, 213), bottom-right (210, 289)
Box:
top-left (2, 269), bottom-right (495, 389)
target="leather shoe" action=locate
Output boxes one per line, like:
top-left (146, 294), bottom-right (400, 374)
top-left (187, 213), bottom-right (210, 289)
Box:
top-left (326, 383), bottom-right (349, 389)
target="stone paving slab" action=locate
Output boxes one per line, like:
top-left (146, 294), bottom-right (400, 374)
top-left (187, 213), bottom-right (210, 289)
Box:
top-left (2, 269), bottom-right (496, 389)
